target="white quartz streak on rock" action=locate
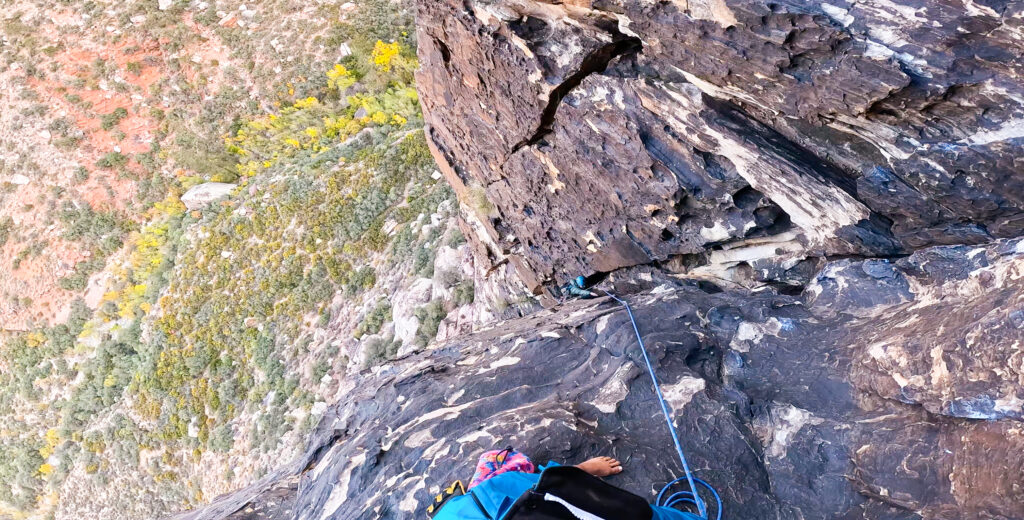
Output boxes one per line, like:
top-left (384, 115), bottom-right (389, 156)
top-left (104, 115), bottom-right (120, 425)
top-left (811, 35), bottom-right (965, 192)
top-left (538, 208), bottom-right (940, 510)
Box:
top-left (316, 450), bottom-right (367, 520)
top-left (965, 118), bottom-right (1024, 146)
top-left (767, 405), bottom-right (823, 459)
top-left (652, 83), bottom-right (871, 249)
top-left (592, 363), bottom-right (635, 413)
top-left (661, 376), bottom-right (706, 415)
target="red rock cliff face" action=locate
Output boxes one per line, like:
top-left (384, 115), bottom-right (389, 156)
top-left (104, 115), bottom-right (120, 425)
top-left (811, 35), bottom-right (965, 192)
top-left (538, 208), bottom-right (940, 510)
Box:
top-left (414, 0), bottom-right (1023, 294)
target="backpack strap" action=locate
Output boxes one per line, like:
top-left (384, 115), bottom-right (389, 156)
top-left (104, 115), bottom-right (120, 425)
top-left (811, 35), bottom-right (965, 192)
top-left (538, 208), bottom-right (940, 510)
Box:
top-left (426, 480), bottom-right (466, 518)
top-left (501, 466), bottom-right (654, 520)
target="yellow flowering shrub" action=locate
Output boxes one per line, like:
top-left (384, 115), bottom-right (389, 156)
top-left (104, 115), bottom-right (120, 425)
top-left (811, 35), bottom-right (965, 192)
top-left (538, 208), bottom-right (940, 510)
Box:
top-left (102, 196), bottom-right (186, 321)
top-left (38, 429), bottom-right (60, 459)
top-left (372, 41), bottom-right (401, 72)
top-left (327, 64), bottom-right (356, 92)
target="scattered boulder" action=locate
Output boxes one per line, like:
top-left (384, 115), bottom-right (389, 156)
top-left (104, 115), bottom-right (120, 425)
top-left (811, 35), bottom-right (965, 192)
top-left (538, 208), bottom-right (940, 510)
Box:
top-left (181, 183), bottom-right (236, 211)
top-left (217, 12), bottom-right (238, 27)
top-left (430, 246), bottom-right (464, 300)
top-left (390, 277), bottom-right (433, 348)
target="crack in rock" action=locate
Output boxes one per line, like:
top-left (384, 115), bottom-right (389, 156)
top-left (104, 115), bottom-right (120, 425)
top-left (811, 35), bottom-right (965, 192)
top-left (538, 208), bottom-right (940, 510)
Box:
top-left (510, 36), bottom-right (642, 154)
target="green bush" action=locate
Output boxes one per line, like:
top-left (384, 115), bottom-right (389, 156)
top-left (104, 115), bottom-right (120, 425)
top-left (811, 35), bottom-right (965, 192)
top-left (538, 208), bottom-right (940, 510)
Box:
top-left (414, 299), bottom-right (447, 347)
top-left (12, 241), bottom-right (45, 269)
top-left (345, 266), bottom-right (377, 297)
top-left (48, 117), bottom-right (82, 149)
top-left (362, 334), bottom-right (402, 368)
top-left (311, 360), bottom-right (330, 383)
top-left (0, 216), bottom-right (13, 247)
top-left (58, 273), bottom-right (88, 291)
top-left (100, 107), bottom-right (129, 131)
top-left (436, 267), bottom-right (462, 288)
top-left (413, 246), bottom-right (435, 277)
top-left (209, 425), bottom-right (234, 453)
top-left (95, 152), bottom-right (129, 169)
top-left (446, 228), bottom-right (466, 248)
top-left (453, 280), bottom-right (475, 306)
top-left (58, 202), bottom-right (128, 254)
top-left (59, 257), bottom-right (106, 291)
top-left (354, 298), bottom-right (391, 339)
top-left (0, 439), bottom-right (44, 509)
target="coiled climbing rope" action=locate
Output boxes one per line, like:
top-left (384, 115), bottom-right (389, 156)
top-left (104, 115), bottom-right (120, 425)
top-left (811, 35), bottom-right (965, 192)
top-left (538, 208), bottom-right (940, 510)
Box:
top-left (602, 290), bottom-right (723, 520)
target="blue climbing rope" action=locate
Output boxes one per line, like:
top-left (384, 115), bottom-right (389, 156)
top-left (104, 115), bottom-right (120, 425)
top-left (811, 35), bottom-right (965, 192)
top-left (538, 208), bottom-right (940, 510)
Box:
top-left (603, 290), bottom-right (723, 520)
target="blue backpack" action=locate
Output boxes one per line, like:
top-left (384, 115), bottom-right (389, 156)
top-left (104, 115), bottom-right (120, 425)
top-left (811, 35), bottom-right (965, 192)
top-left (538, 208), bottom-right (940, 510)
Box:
top-left (427, 465), bottom-right (703, 520)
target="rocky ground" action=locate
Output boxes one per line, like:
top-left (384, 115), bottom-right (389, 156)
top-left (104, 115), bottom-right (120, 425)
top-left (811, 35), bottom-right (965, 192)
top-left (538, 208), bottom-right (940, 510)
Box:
top-left (176, 238), bottom-right (1024, 520)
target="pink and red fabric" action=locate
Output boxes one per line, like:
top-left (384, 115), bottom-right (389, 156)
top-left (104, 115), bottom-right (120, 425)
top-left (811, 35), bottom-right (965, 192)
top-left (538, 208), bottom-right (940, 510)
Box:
top-left (468, 448), bottom-right (536, 489)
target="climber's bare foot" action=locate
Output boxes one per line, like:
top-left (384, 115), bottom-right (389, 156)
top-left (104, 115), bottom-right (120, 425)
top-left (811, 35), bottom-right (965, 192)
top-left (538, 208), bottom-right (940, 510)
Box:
top-left (576, 456), bottom-right (623, 477)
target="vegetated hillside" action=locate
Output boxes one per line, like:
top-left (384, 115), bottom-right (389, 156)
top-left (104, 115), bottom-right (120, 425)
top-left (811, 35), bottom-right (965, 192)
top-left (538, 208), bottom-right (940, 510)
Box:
top-left (0, 1), bottom-right (532, 519)
top-left (1, 0), bottom-right (409, 329)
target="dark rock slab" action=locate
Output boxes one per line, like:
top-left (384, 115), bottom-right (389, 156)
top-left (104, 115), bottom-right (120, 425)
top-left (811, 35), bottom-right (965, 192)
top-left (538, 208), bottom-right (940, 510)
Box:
top-left (173, 239), bottom-right (1024, 520)
top-left (414, 0), bottom-right (1024, 291)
